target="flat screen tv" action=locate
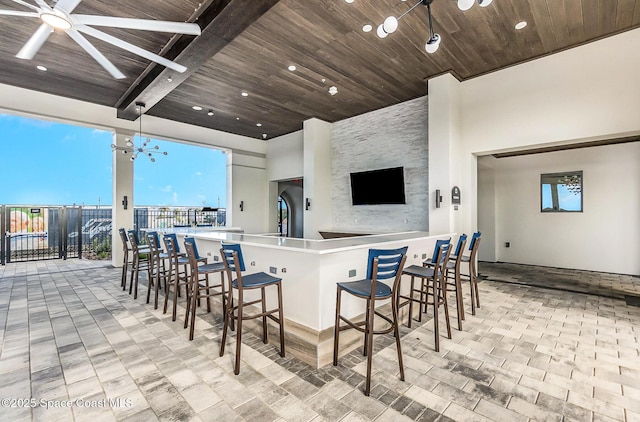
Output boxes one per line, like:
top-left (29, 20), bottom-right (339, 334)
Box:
top-left (350, 167), bottom-right (406, 205)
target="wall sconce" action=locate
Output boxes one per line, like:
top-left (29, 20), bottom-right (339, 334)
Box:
top-left (239, 201), bottom-right (244, 212)
top-left (122, 195), bottom-right (128, 210)
top-left (305, 198), bottom-right (311, 211)
top-left (435, 189), bottom-right (443, 208)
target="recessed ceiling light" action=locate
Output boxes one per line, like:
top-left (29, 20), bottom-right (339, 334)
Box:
top-left (288, 65), bottom-right (296, 71)
top-left (362, 24), bottom-right (372, 33)
top-left (262, 133), bottom-right (267, 139)
top-left (345, 0), bottom-right (354, 3)
top-left (515, 21), bottom-right (527, 30)
top-left (36, 65), bottom-right (47, 71)
top-left (192, 106), bottom-right (202, 111)
top-left (256, 123), bottom-right (262, 127)
top-left (241, 92), bottom-right (249, 97)
top-left (236, 117), bottom-right (240, 120)
top-left (207, 110), bottom-right (214, 116)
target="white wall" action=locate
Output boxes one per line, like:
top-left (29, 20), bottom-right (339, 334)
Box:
top-left (477, 157), bottom-right (496, 262)
top-left (228, 152), bottom-right (269, 234)
top-left (428, 76), bottom-right (462, 235)
top-left (481, 142), bottom-right (639, 275)
top-left (266, 131), bottom-right (304, 181)
top-left (428, 27), bottom-right (640, 274)
top-left (303, 118), bottom-right (333, 239)
top-left (331, 96), bottom-right (429, 233)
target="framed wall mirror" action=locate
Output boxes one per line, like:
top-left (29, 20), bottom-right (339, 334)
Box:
top-left (541, 171), bottom-right (583, 212)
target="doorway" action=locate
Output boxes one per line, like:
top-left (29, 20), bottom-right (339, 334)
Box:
top-left (277, 179), bottom-right (303, 238)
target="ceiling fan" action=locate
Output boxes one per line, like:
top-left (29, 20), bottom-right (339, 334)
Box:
top-left (0, 0), bottom-right (202, 79)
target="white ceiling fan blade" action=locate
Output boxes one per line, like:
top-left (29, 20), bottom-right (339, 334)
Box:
top-left (11, 0), bottom-right (39, 12)
top-left (54, 0), bottom-right (82, 13)
top-left (73, 15), bottom-right (201, 35)
top-left (67, 29), bottom-right (126, 79)
top-left (16, 23), bottom-right (53, 60)
top-left (0, 10), bottom-right (39, 17)
top-left (77, 24), bottom-right (188, 73)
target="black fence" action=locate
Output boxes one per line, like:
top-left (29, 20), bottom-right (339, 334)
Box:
top-left (1, 205), bottom-right (226, 264)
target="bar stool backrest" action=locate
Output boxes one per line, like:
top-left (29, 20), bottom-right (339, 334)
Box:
top-left (146, 233), bottom-right (161, 254)
top-left (166, 233), bottom-right (181, 254)
top-left (220, 242), bottom-right (246, 272)
top-left (163, 235), bottom-right (178, 258)
top-left (430, 238), bottom-right (451, 263)
top-left (184, 237), bottom-right (202, 260)
top-left (435, 243), bottom-right (452, 272)
top-left (366, 246), bottom-right (408, 281)
top-left (127, 230), bottom-right (143, 251)
top-left (469, 232), bottom-right (481, 252)
top-left (118, 228), bottom-right (130, 253)
top-left (184, 240), bottom-right (199, 272)
top-left (148, 231), bottom-right (162, 250)
top-left (453, 234), bottom-right (467, 257)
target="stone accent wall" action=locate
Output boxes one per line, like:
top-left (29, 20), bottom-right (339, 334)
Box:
top-left (331, 96), bottom-right (428, 232)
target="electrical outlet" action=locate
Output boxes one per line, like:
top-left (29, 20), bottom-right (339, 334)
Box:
top-left (281, 268), bottom-right (286, 273)
top-left (349, 269), bottom-right (356, 277)
top-left (505, 242), bottom-right (510, 248)
top-left (251, 261), bottom-right (256, 266)
top-left (422, 253), bottom-right (427, 259)
top-left (213, 256), bottom-right (219, 261)
top-left (269, 266), bottom-right (277, 274)
top-left (414, 254), bottom-right (418, 258)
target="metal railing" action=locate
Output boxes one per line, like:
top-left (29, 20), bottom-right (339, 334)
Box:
top-left (1, 205), bottom-right (226, 264)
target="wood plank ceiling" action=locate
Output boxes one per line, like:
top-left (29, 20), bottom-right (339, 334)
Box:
top-left (0, 0), bottom-right (639, 140)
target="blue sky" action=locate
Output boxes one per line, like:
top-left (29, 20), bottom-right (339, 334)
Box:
top-left (0, 113), bottom-right (227, 207)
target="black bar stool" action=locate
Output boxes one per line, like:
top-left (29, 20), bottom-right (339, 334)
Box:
top-left (183, 239), bottom-right (226, 341)
top-left (333, 246), bottom-right (408, 396)
top-left (219, 242), bottom-right (285, 375)
top-left (399, 242), bottom-right (452, 352)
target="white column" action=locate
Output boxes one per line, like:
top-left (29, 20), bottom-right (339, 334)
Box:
top-left (229, 150), bottom-right (268, 233)
top-left (428, 73), bottom-right (464, 235)
top-left (303, 118), bottom-right (333, 239)
top-left (111, 129), bottom-right (135, 267)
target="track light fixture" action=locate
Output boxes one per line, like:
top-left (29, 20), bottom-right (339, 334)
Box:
top-left (378, 0), bottom-right (492, 54)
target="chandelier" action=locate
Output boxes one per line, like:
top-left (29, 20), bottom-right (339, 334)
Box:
top-left (111, 102), bottom-right (167, 162)
top-left (377, 0), bottom-right (493, 54)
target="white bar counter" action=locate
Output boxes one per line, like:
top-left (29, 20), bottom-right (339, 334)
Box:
top-left (184, 230), bottom-right (453, 367)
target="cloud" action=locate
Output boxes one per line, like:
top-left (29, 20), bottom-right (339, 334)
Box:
top-left (195, 171), bottom-right (202, 176)
top-left (161, 185), bottom-right (172, 193)
top-left (172, 192), bottom-right (178, 204)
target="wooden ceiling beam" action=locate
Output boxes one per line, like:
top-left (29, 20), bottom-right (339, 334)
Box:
top-left (116, 0), bottom-right (281, 120)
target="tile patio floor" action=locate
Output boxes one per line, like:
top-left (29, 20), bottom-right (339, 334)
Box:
top-left (0, 258), bottom-right (639, 421)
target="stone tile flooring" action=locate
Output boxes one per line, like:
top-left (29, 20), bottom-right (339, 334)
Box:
top-left (0, 259), bottom-right (638, 421)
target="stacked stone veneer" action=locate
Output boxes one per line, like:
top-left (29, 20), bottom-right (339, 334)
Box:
top-left (331, 95), bottom-right (428, 232)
